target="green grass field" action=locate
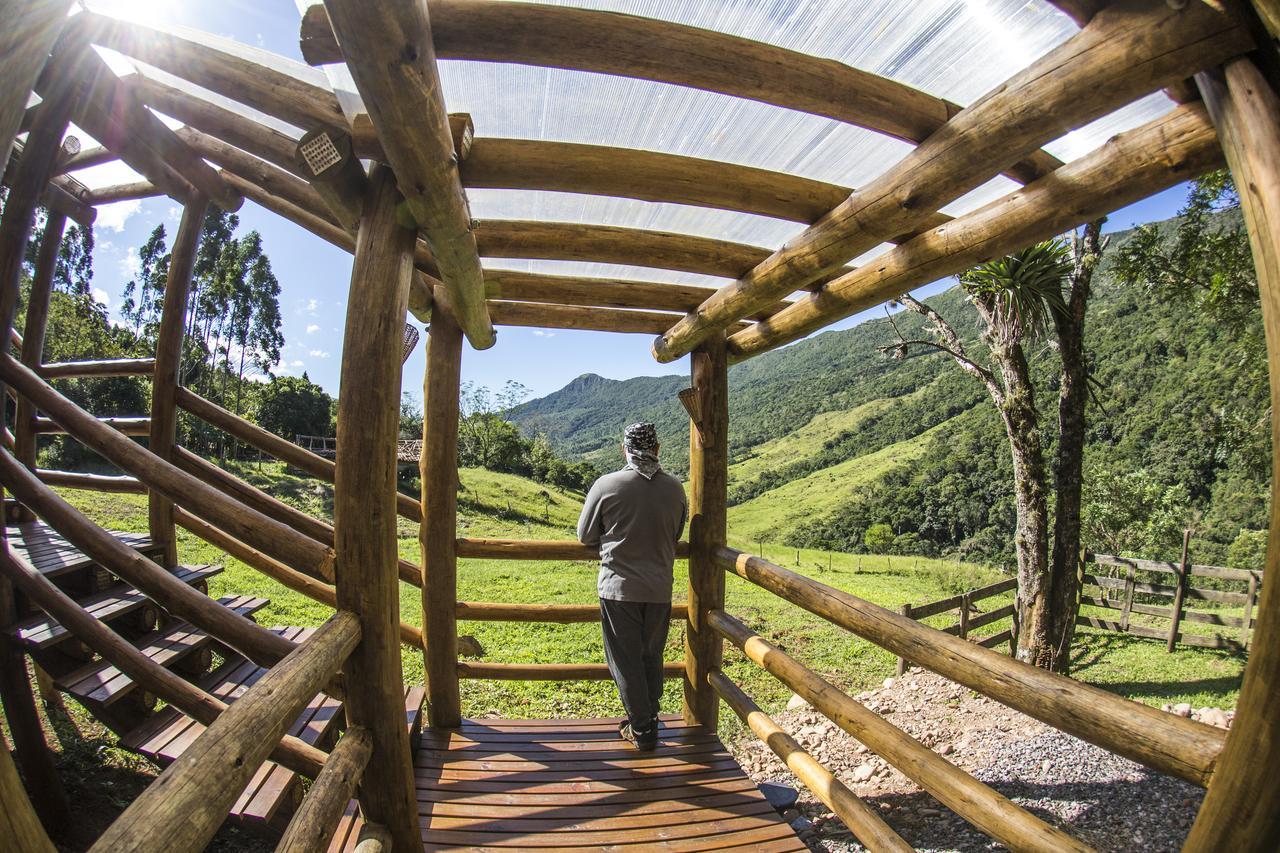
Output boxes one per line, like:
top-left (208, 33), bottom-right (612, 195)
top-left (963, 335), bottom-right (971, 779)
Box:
top-left (58, 461), bottom-right (1245, 737)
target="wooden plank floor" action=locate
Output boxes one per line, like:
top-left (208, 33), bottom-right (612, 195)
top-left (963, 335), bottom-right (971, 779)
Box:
top-left (333, 715), bottom-right (806, 851)
top-left (7, 519), bottom-right (152, 578)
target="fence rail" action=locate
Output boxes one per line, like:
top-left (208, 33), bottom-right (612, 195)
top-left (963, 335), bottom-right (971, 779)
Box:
top-left (897, 577), bottom-right (1017, 674)
top-left (1080, 551), bottom-right (1263, 652)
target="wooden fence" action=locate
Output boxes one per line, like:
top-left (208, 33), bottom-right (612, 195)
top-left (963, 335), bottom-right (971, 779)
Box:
top-left (1079, 551), bottom-right (1262, 652)
top-left (897, 577), bottom-right (1018, 674)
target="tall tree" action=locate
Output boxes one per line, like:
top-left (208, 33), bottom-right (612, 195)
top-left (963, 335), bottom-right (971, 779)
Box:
top-left (53, 222), bottom-right (93, 294)
top-left (884, 223), bottom-right (1105, 670)
top-left (120, 224), bottom-right (169, 340)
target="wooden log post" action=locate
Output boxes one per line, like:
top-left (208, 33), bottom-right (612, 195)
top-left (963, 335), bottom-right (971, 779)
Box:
top-left (1167, 529), bottom-right (1192, 652)
top-left (958, 593), bottom-right (971, 641)
top-left (421, 286), bottom-right (464, 728)
top-left (896, 603), bottom-right (911, 676)
top-left (148, 198), bottom-right (209, 567)
top-left (276, 727), bottom-right (373, 853)
top-left (14, 210), bottom-right (67, 522)
top-left (1186, 56), bottom-right (1280, 852)
top-left (1242, 572), bottom-right (1259, 649)
top-left (331, 163), bottom-right (420, 852)
top-left (0, 0), bottom-right (72, 166)
top-left (683, 332), bottom-right (728, 728)
top-left (0, 730), bottom-right (55, 853)
top-left (1120, 563), bottom-right (1137, 631)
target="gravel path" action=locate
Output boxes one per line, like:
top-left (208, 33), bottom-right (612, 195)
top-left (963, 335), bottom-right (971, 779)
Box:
top-left (726, 669), bottom-right (1221, 851)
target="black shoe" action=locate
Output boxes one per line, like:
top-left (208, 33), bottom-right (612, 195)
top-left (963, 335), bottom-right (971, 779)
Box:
top-left (619, 720), bottom-right (657, 751)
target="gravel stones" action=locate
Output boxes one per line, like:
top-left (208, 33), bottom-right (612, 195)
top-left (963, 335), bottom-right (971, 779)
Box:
top-left (727, 668), bottom-right (1211, 852)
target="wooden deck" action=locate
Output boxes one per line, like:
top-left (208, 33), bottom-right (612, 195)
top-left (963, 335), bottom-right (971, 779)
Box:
top-left (6, 519), bottom-right (153, 578)
top-left (330, 715), bottom-right (805, 851)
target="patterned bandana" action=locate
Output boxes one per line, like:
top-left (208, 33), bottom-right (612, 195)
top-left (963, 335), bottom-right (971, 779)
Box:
top-left (623, 422), bottom-right (661, 480)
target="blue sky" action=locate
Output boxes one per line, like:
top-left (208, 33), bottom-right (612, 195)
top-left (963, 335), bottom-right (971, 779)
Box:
top-left (76, 1), bottom-right (1193, 407)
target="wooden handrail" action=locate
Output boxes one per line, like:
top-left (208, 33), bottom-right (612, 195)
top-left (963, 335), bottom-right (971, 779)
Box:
top-left (717, 546), bottom-right (1224, 786)
top-left (0, 356), bottom-right (337, 581)
top-left (35, 469), bottom-right (145, 494)
top-left (458, 661), bottom-right (684, 681)
top-left (0, 448), bottom-right (297, 668)
top-left (709, 672), bottom-right (910, 852)
top-left (37, 357), bottom-right (155, 378)
top-left (0, 542), bottom-right (325, 778)
top-left (89, 612), bottom-right (360, 853)
top-left (457, 537), bottom-right (690, 561)
top-left (173, 507), bottom-right (424, 649)
top-left (711, 610), bottom-right (1091, 852)
top-left (275, 727), bottom-right (372, 853)
top-left (34, 416), bottom-right (150, 435)
top-left (175, 385), bottom-right (422, 523)
top-left (1090, 552), bottom-right (1263, 583)
top-left (456, 601), bottom-right (688, 623)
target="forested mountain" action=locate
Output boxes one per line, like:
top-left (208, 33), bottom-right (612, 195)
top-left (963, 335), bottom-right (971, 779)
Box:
top-left (510, 219), bottom-right (1270, 571)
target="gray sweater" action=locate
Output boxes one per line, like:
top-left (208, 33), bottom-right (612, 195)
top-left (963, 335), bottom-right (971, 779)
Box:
top-left (576, 467), bottom-right (688, 602)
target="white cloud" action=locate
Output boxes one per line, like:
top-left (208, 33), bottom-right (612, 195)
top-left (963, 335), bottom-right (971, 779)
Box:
top-left (167, 205), bottom-right (182, 222)
top-left (532, 330), bottom-right (556, 338)
top-left (306, 299), bottom-right (319, 313)
top-left (120, 247), bottom-right (141, 279)
top-left (290, 360), bottom-right (305, 367)
top-left (91, 287), bottom-right (111, 307)
top-left (308, 349), bottom-right (330, 358)
top-left (95, 200), bottom-right (142, 233)
top-left (306, 324), bottom-right (321, 334)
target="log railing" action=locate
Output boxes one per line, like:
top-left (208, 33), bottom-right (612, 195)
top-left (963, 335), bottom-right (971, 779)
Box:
top-left (711, 609), bottom-right (1091, 852)
top-left (897, 576), bottom-right (1018, 675)
top-left (275, 727), bottom-right (372, 853)
top-left (89, 611), bottom-right (360, 853)
top-left (717, 546), bottom-right (1225, 787)
top-left (36, 357), bottom-right (155, 379)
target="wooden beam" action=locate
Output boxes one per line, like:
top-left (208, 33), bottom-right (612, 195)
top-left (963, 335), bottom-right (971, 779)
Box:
top-left (55, 144), bottom-right (116, 174)
top-left (483, 269), bottom-right (787, 317)
top-left (130, 73), bottom-right (301, 176)
top-left (486, 301), bottom-right (748, 335)
top-left (79, 10), bottom-right (346, 135)
top-left (463, 138), bottom-right (851, 224)
top-left (322, 0), bottom-right (495, 350)
top-left (719, 546), bottom-right (1224, 786)
top-left (149, 199), bottom-right (208, 566)
top-left (712, 610), bottom-right (1090, 851)
top-left (683, 334), bottom-right (727, 729)
top-left (41, 181), bottom-right (96, 229)
top-left (420, 285), bottom-right (463, 728)
top-left (276, 728), bottom-right (373, 853)
top-left (331, 163), bottom-right (421, 852)
top-left (293, 126), bottom-right (368, 232)
top-left (38, 358), bottom-right (155, 379)
top-left (0, 0), bottom-right (72, 167)
top-left (728, 103), bottom-right (1224, 360)
top-left (1253, 1), bottom-right (1280, 40)
top-left (298, 0), bottom-right (1060, 186)
top-left (16, 211), bottom-right (66, 490)
top-left (1047, 1), bottom-right (1107, 27)
top-left (35, 469), bottom-right (145, 494)
top-left (176, 126), bottom-right (327, 217)
top-left (68, 44), bottom-right (241, 211)
top-left (1185, 56), bottom-right (1280, 852)
top-left (652, 0), bottom-right (1253, 362)
top-left (84, 182), bottom-right (162, 205)
top-left (710, 673), bottom-right (910, 852)
top-left (0, 723), bottom-right (55, 853)
top-left (89, 613), bottom-right (359, 853)
top-left (456, 601), bottom-right (689, 623)
top-left (458, 661), bottom-right (685, 681)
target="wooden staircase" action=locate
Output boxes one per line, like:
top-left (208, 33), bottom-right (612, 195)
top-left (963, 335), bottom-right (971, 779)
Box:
top-left (3, 520), bottom-right (424, 837)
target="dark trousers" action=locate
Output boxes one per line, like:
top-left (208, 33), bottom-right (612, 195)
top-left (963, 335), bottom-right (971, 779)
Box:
top-left (600, 599), bottom-right (671, 733)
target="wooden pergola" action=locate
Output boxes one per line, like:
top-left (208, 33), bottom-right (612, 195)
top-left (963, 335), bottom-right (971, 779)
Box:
top-left (0, 1), bottom-right (1278, 851)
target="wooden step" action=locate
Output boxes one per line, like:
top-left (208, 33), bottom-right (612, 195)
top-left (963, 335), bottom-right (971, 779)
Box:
top-left (121, 640), bottom-right (424, 833)
top-left (7, 519), bottom-right (155, 580)
top-left (57, 594), bottom-right (267, 707)
top-left (9, 564), bottom-right (223, 650)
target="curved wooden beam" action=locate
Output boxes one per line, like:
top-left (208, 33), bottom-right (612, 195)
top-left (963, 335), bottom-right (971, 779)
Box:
top-left (483, 268), bottom-right (787, 317)
top-left (463, 138), bottom-right (849, 224)
top-left (654, 0), bottom-right (1252, 363)
top-left (299, 0), bottom-right (1060, 185)
top-left (728, 103), bottom-right (1223, 361)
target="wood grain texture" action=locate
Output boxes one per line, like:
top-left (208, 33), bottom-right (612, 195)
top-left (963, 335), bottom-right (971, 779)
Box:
top-left (684, 334), bottom-right (727, 728)
top-left (1185, 57), bottom-right (1280, 852)
top-left (656, 0), bottom-right (1253, 362)
top-left (0, 0), bottom-right (71, 169)
top-left (15, 212), bottom-right (66, 486)
top-left (711, 673), bottom-right (910, 852)
top-left (322, 0), bottom-right (494, 350)
top-left (331, 163), bottom-right (421, 853)
top-left (277, 727), bottom-right (372, 853)
top-left (0, 710), bottom-right (56, 853)
top-left (728, 103), bottom-right (1224, 360)
top-left (38, 358), bottom-right (155, 378)
top-left (718, 546), bottom-right (1224, 786)
top-left (420, 286), bottom-right (463, 727)
top-left (87, 613), bottom-right (359, 853)
top-left (486, 300), bottom-right (746, 335)
top-left (483, 269), bottom-right (788, 317)
top-left (148, 198), bottom-right (208, 566)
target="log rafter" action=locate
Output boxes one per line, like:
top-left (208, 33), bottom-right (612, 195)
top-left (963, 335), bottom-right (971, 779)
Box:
top-left (651, 0), bottom-right (1254, 363)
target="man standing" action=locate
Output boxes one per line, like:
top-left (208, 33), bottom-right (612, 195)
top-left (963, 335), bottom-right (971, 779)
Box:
top-left (577, 422), bottom-right (687, 751)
